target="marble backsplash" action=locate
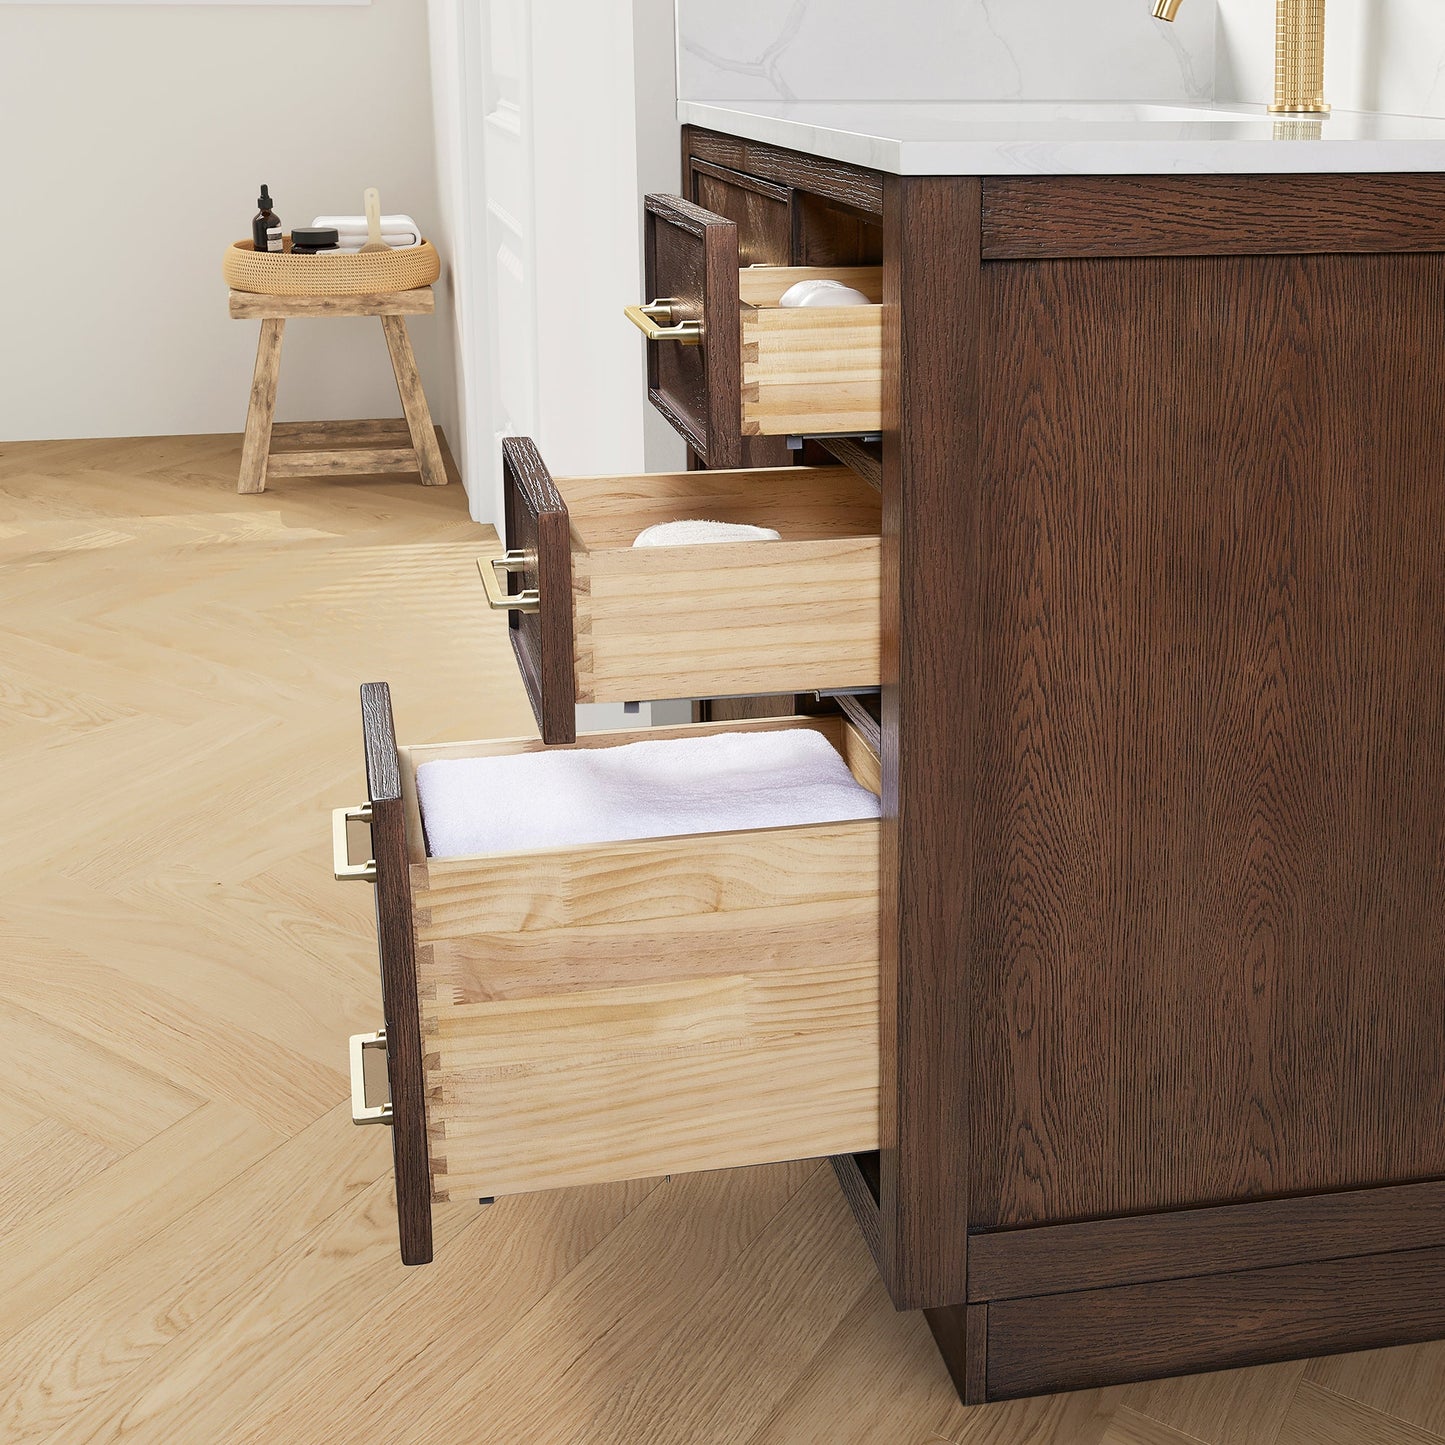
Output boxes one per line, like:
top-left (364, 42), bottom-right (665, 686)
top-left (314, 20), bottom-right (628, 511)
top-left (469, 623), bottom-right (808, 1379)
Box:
top-left (675, 0), bottom-right (1218, 104)
top-left (677, 0), bottom-right (1445, 121)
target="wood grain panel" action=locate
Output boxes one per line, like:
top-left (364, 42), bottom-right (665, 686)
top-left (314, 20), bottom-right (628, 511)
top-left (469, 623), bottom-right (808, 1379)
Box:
top-left (819, 437), bottom-right (883, 491)
top-left (269, 417), bottom-right (412, 447)
top-left (237, 318), bottom-right (283, 494)
top-left (982, 174), bottom-right (1445, 259)
top-left (879, 176), bottom-right (984, 1312)
top-left (740, 306), bottom-right (883, 437)
top-left (412, 822), bottom-right (878, 941)
top-left (969, 1177), bottom-right (1445, 1301)
top-left (646, 192), bottom-right (742, 469)
top-left (686, 156), bottom-right (793, 470)
top-left (969, 251), bottom-right (1445, 1230)
top-left (577, 534), bottom-right (881, 701)
top-left (407, 763), bottom-right (880, 1199)
top-left (795, 189), bottom-right (886, 270)
top-left (686, 126), bottom-right (884, 216)
top-left (690, 159), bottom-right (792, 266)
top-left (359, 681), bottom-right (432, 1266)
top-left (830, 1153), bottom-right (883, 1274)
top-left (500, 436), bottom-right (575, 744)
top-left (924, 1300), bottom-right (989, 1405)
top-left (380, 314), bottom-right (448, 487)
top-left (426, 968), bottom-right (879, 1200)
top-left (226, 287), bottom-right (435, 318)
top-left (266, 447), bottom-right (418, 478)
top-left (985, 1246), bottom-right (1445, 1399)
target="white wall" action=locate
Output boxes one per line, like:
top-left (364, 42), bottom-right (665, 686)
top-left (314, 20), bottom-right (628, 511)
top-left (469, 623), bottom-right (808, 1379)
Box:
top-left (675, 0), bottom-right (1217, 104)
top-left (0, 0), bottom-right (454, 445)
top-left (1216, 0), bottom-right (1445, 117)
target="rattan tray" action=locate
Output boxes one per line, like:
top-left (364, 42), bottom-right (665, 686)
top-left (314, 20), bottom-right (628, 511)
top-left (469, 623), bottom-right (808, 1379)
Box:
top-left (223, 238), bottom-right (440, 296)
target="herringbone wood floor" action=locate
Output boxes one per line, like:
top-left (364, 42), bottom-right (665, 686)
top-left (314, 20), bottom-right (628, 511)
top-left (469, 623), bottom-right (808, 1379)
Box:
top-left (1, 434), bottom-right (1442, 1444)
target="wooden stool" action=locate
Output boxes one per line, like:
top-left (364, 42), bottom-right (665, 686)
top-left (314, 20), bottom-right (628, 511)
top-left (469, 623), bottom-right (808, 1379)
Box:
top-left (229, 287), bottom-right (448, 494)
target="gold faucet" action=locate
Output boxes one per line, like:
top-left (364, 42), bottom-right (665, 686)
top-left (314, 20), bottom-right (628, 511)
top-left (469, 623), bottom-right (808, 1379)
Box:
top-left (1153, 0), bottom-right (1329, 116)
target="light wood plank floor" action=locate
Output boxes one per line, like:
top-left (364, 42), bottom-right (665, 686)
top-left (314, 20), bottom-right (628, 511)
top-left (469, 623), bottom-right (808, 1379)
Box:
top-left (1, 434), bottom-right (1442, 1444)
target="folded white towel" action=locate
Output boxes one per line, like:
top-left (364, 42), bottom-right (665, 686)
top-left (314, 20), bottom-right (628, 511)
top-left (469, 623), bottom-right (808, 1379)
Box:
top-left (332, 236), bottom-right (424, 253)
top-left (415, 728), bottom-right (879, 858)
top-left (633, 520), bottom-right (781, 547)
top-left (312, 213), bottom-right (422, 245)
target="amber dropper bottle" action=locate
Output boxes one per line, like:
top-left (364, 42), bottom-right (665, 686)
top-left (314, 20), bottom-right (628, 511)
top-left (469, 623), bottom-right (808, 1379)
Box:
top-left (252, 185), bottom-right (283, 253)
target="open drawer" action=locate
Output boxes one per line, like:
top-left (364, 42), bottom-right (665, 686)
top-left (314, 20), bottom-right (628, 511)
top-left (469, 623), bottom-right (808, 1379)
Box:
top-left (488, 435), bottom-right (882, 744)
top-left (337, 682), bottom-right (881, 1265)
top-left (633, 192), bottom-right (883, 468)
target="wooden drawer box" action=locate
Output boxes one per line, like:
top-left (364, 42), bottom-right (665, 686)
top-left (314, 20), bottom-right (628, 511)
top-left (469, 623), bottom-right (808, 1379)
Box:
top-left (486, 436), bottom-right (882, 744)
top-left (340, 683), bottom-right (882, 1265)
top-left (636, 192), bottom-right (883, 467)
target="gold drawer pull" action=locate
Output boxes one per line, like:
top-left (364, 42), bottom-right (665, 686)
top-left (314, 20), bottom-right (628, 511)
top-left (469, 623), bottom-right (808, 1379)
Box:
top-left (350, 1029), bottom-right (393, 1126)
top-left (332, 804), bottom-right (377, 882)
top-left (624, 299), bottom-right (703, 345)
top-left (478, 552), bottom-right (540, 614)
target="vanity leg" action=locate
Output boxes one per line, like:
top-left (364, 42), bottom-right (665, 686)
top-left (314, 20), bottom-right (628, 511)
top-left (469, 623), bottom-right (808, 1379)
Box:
top-left (924, 1302), bottom-right (988, 1405)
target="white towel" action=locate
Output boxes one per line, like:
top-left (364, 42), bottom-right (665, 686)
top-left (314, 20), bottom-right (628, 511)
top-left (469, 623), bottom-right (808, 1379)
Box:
top-left (332, 237), bottom-right (423, 253)
top-left (312, 213), bottom-right (422, 245)
top-left (633, 520), bottom-right (781, 547)
top-left (415, 728), bottom-right (879, 858)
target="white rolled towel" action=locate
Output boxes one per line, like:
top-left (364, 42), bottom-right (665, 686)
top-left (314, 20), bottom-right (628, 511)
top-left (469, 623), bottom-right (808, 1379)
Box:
top-left (415, 727), bottom-right (880, 857)
top-left (312, 213), bottom-right (422, 246)
top-left (778, 278), bottom-right (872, 307)
top-left (633, 519), bottom-right (780, 547)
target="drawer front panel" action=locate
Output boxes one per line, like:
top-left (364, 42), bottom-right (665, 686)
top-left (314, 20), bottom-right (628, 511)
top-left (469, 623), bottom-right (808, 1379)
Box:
top-left (354, 682), bottom-right (433, 1265)
top-left (644, 193), bottom-right (741, 467)
top-left (501, 436), bottom-right (576, 744)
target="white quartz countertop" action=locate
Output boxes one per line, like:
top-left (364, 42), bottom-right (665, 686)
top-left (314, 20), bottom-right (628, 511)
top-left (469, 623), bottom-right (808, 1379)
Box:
top-left (677, 99), bottom-right (1445, 176)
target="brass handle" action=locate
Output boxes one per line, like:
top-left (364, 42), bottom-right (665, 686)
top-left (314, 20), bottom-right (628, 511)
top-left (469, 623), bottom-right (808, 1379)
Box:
top-left (332, 804), bottom-right (377, 882)
top-left (478, 552), bottom-right (540, 614)
top-left (350, 1029), bottom-right (393, 1126)
top-left (624, 299), bottom-right (703, 345)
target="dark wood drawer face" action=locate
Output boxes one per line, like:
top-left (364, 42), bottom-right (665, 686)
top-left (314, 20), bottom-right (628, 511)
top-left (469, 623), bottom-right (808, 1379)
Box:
top-left (342, 684), bottom-right (881, 1264)
top-left (638, 193), bottom-right (882, 469)
top-left (491, 436), bottom-right (882, 745)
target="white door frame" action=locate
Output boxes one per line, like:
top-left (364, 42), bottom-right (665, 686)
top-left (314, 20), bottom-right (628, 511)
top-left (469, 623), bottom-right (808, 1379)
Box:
top-left (429, 0), bottom-right (655, 523)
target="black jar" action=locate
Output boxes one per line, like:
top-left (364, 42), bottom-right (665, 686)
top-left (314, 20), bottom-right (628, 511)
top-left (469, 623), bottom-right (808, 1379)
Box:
top-left (290, 227), bottom-right (340, 255)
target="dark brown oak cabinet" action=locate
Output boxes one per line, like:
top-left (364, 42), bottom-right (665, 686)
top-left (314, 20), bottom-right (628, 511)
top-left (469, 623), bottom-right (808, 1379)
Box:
top-left (346, 128), bottom-right (1445, 1404)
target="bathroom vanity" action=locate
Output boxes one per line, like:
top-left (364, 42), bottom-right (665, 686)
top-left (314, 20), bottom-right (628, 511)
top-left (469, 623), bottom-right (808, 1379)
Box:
top-left (343, 102), bottom-right (1445, 1403)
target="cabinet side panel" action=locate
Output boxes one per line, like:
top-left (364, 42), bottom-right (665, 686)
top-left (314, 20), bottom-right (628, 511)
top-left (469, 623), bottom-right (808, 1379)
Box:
top-left (970, 251), bottom-right (1445, 1228)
